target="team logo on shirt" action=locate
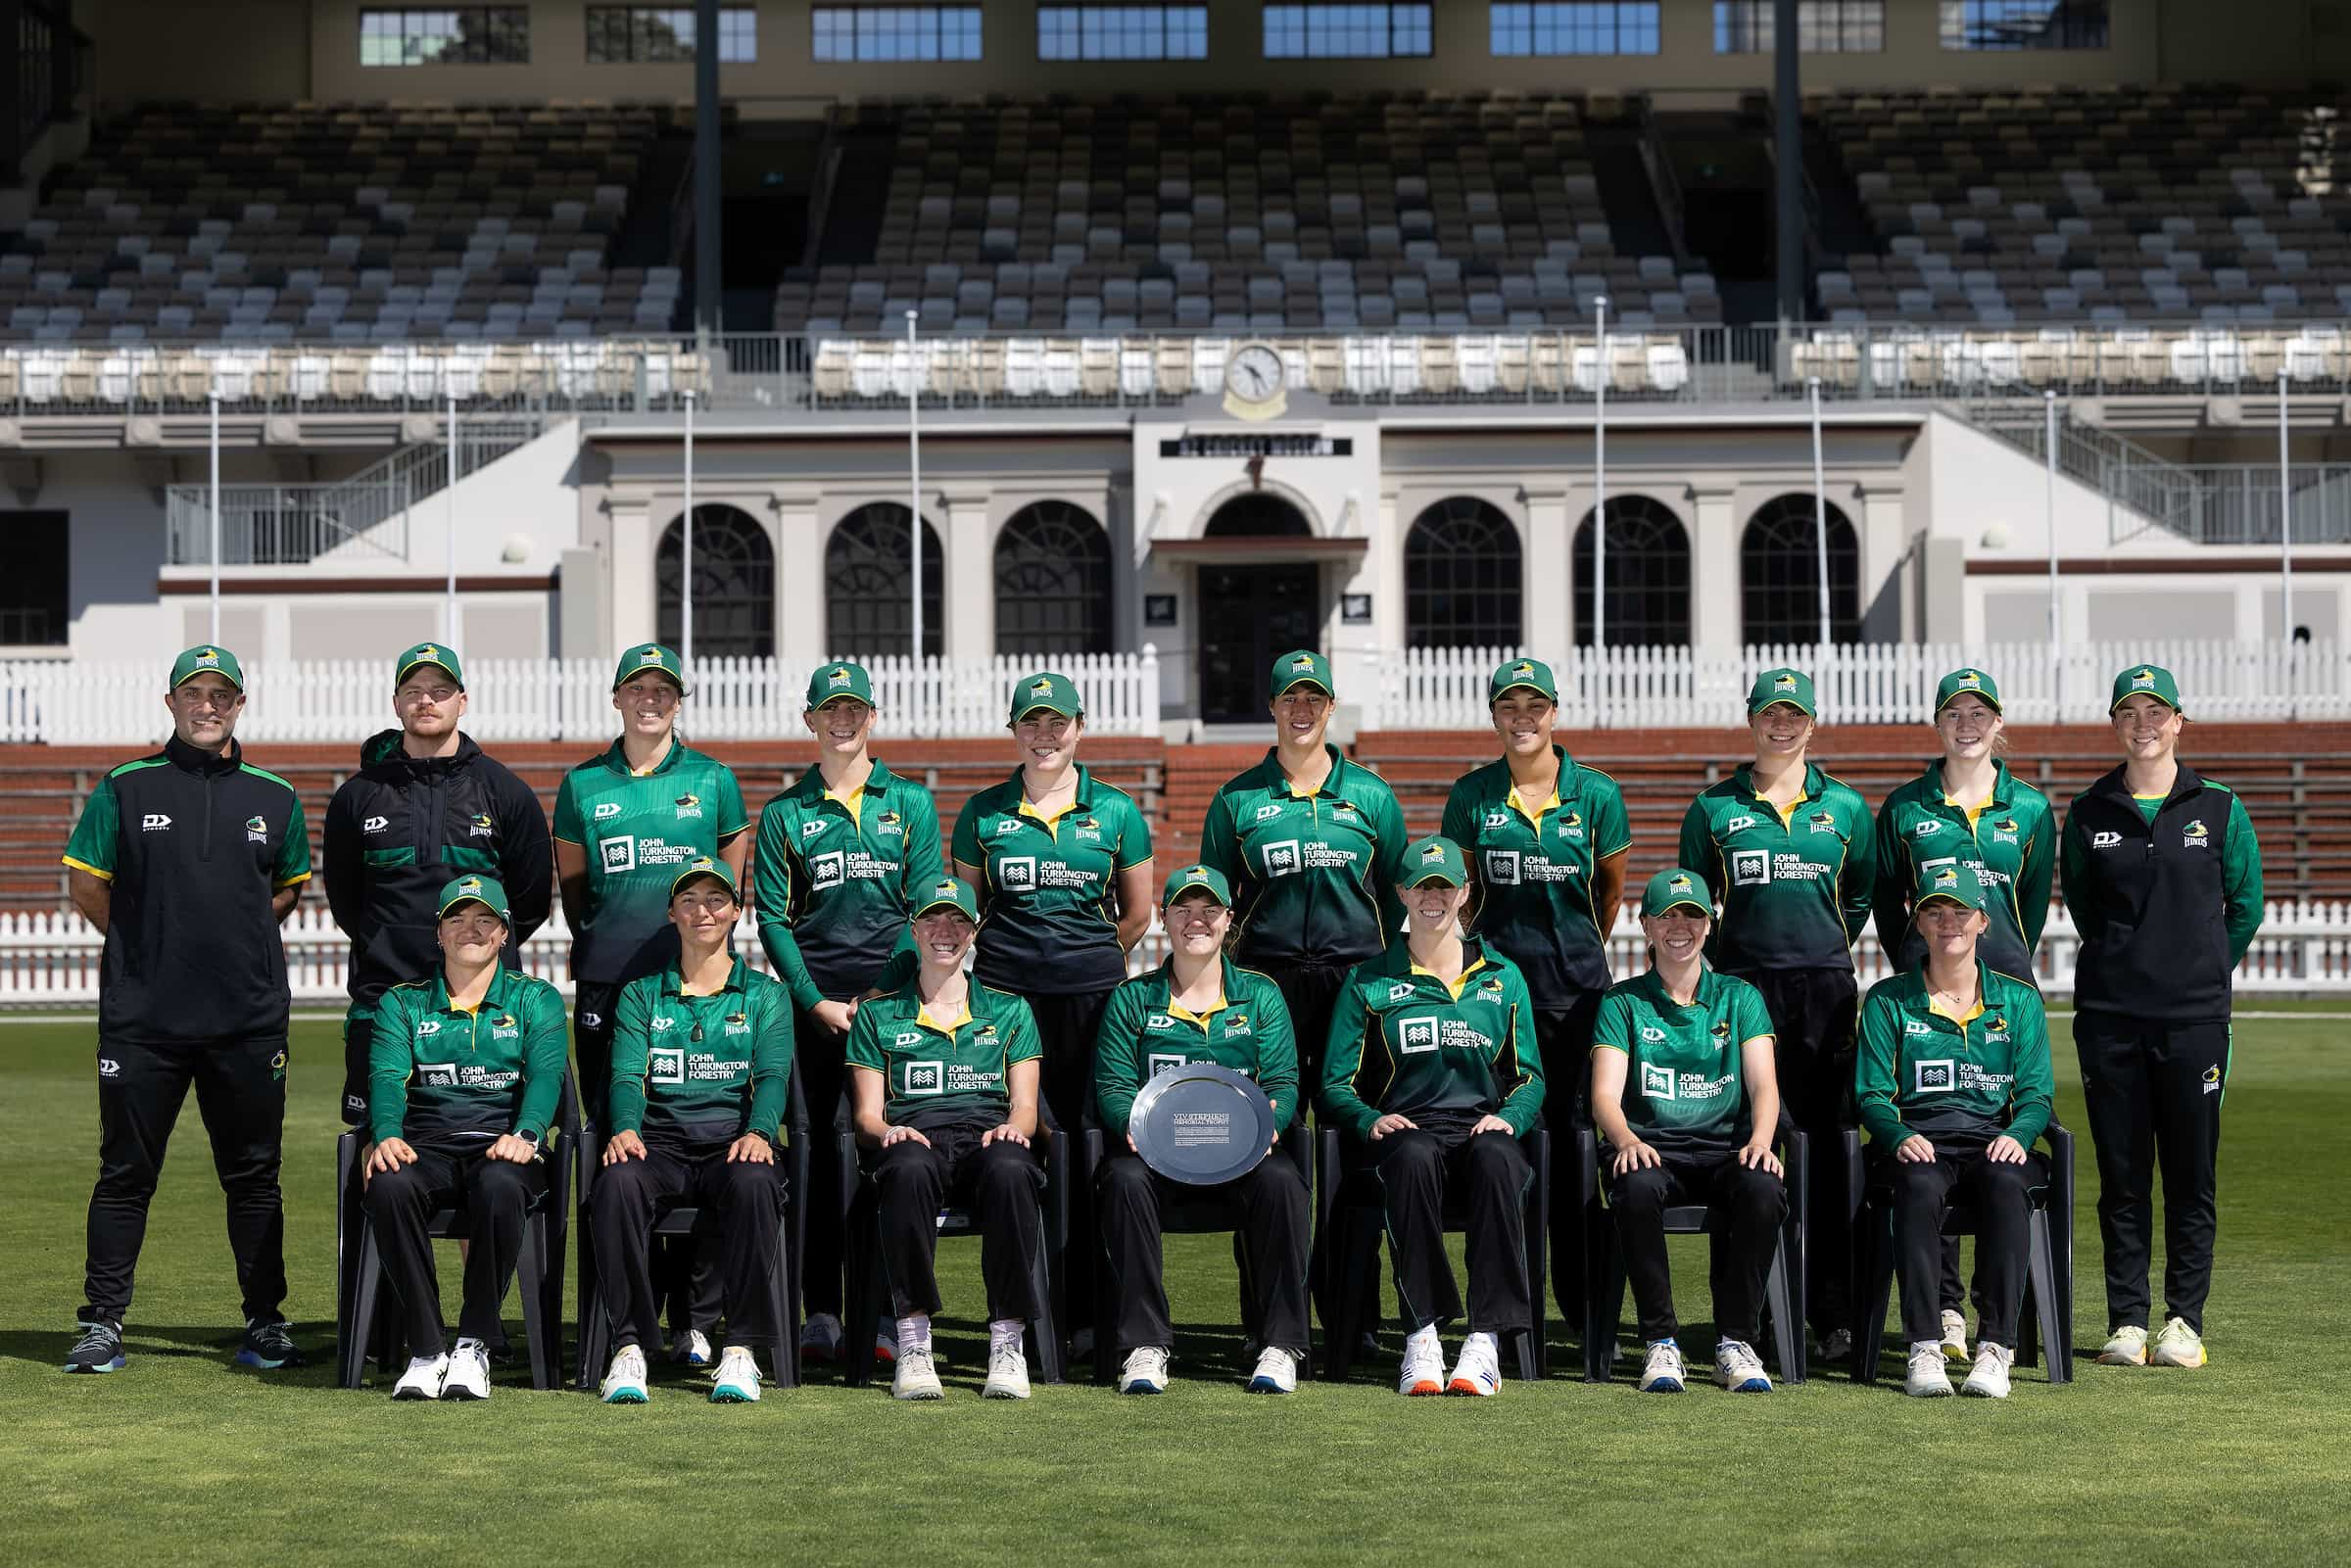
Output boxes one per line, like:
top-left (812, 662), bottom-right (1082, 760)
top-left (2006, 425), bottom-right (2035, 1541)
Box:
top-left (1912, 820), bottom-right (1943, 837)
top-left (1479, 974), bottom-right (1508, 998)
top-left (1914, 1059), bottom-right (1956, 1092)
top-left (245, 815), bottom-right (268, 843)
top-left (594, 801), bottom-right (623, 820)
top-left (724, 1011), bottom-right (750, 1036)
top-left (2182, 819), bottom-right (2209, 848)
top-left (1809, 811), bottom-right (1840, 834)
top-left (363, 815), bottom-right (390, 833)
top-left (1984, 1015), bottom-right (2010, 1045)
top-left (2091, 831), bottom-right (2123, 849)
top-left (674, 793), bottom-right (703, 820)
top-left (876, 810), bottom-right (903, 834)
top-left (1710, 1019), bottom-right (1732, 1044)
top-left (470, 813), bottom-right (495, 837)
top-left (1225, 1011), bottom-right (1251, 1034)
top-left (1398, 1016), bottom-right (1440, 1054)
top-left (1559, 811), bottom-right (1584, 840)
top-left (1993, 817), bottom-right (2020, 843)
top-left (1641, 1063), bottom-right (1676, 1100)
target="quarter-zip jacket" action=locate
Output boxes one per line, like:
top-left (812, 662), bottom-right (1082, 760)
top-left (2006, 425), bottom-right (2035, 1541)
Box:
top-left (1873, 758), bottom-right (2056, 980)
top-left (2060, 762), bottom-right (2264, 1022)
top-left (63, 734), bottom-right (311, 1043)
top-left (323, 729), bottom-right (552, 1008)
top-left (1199, 744), bottom-right (1410, 970)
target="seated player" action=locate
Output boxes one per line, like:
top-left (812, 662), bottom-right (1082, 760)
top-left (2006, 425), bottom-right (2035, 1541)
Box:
top-left (1320, 835), bottom-right (1546, 1399)
top-left (1590, 868), bottom-right (1787, 1396)
top-left (1855, 866), bottom-right (2055, 1400)
top-left (1094, 864), bottom-right (1309, 1396)
top-left (593, 858), bottom-right (794, 1404)
top-left (845, 878), bottom-right (1047, 1402)
top-left (363, 875), bottom-right (567, 1401)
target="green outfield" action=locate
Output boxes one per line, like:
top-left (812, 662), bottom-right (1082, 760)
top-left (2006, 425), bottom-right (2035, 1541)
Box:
top-left (2, 1018), bottom-right (2346, 1567)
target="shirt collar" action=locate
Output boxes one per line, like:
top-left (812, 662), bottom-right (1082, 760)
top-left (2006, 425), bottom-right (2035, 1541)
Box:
top-left (1261, 743), bottom-right (1344, 798)
top-left (1909, 959), bottom-right (1994, 1027)
top-left (166, 733), bottom-right (242, 777)
top-left (432, 963), bottom-right (512, 1015)
top-left (660, 956), bottom-right (748, 998)
top-left (603, 736), bottom-right (682, 778)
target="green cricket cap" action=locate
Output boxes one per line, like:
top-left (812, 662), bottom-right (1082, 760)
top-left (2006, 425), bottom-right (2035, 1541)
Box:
top-left (1270, 647), bottom-right (1334, 699)
top-left (667, 856), bottom-right (738, 903)
top-left (1401, 834), bottom-right (1468, 888)
top-left (1915, 862), bottom-right (1988, 913)
top-left (2110, 663), bottom-right (2183, 716)
top-left (806, 660), bottom-right (875, 709)
top-left (613, 641), bottom-right (688, 692)
top-left (1642, 867), bottom-right (1713, 919)
top-left (1161, 863), bottom-right (1232, 908)
top-left (437, 874), bottom-right (510, 923)
top-left (1010, 671), bottom-right (1083, 723)
top-left (1934, 667), bottom-right (2001, 716)
top-left (1748, 667), bottom-right (1816, 717)
top-left (1489, 656), bottom-right (1559, 704)
top-left (910, 876), bottom-right (981, 924)
top-left (394, 641), bottom-right (465, 691)
top-left (168, 644), bottom-right (245, 692)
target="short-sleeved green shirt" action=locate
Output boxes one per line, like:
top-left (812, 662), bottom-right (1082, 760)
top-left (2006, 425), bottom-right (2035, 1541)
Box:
top-left (552, 738), bottom-right (749, 986)
top-left (1093, 957), bottom-right (1300, 1138)
top-left (1197, 745), bottom-right (1410, 969)
top-left (1677, 762), bottom-right (1876, 974)
top-left (1441, 746), bottom-right (1631, 1003)
top-left (1592, 968), bottom-right (1777, 1154)
top-left (844, 975), bottom-right (1044, 1130)
top-left (608, 957), bottom-right (795, 1146)
top-left (949, 765), bottom-right (1152, 995)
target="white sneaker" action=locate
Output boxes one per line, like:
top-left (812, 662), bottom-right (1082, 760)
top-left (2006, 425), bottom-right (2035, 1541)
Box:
top-left (891, 1345), bottom-right (944, 1401)
top-left (798, 1312), bottom-right (843, 1364)
top-left (440, 1338), bottom-right (491, 1401)
top-left (2150, 1316), bottom-right (2208, 1368)
top-left (1941, 1308), bottom-right (1970, 1362)
top-left (599, 1345), bottom-right (649, 1403)
top-left (1397, 1330), bottom-right (1445, 1397)
top-left (1119, 1346), bottom-right (1170, 1395)
top-left (1247, 1346), bottom-right (1298, 1395)
top-left (1960, 1341), bottom-right (2013, 1399)
top-left (1638, 1341), bottom-right (1686, 1393)
top-left (669, 1328), bottom-right (713, 1367)
top-left (983, 1338), bottom-right (1032, 1400)
top-left (1714, 1340), bottom-right (1773, 1393)
top-left (392, 1352), bottom-right (448, 1401)
top-left (1905, 1341), bottom-right (1954, 1398)
top-left (2096, 1324), bottom-right (2149, 1366)
top-left (711, 1346), bottom-right (761, 1402)
top-left (1446, 1331), bottom-right (1502, 1397)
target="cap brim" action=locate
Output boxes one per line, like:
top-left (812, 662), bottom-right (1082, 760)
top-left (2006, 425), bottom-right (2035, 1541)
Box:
top-left (398, 659), bottom-right (462, 688)
top-left (1751, 699), bottom-right (1814, 716)
top-left (1163, 881), bottom-right (1229, 907)
top-left (1013, 701), bottom-right (1080, 721)
top-left (174, 670), bottom-right (243, 691)
top-left (910, 899), bottom-right (977, 922)
top-left (1648, 898), bottom-right (1711, 918)
top-left (669, 871), bottom-right (738, 898)
top-left (1935, 690), bottom-right (2000, 715)
top-left (1490, 682), bottom-right (1556, 701)
top-left (1404, 872), bottom-right (1465, 888)
top-left (615, 663), bottom-right (685, 689)
top-left (1273, 678), bottom-right (1334, 697)
top-left (1915, 892), bottom-right (1982, 912)
top-left (438, 896), bottom-right (504, 920)
top-left (809, 691), bottom-right (870, 709)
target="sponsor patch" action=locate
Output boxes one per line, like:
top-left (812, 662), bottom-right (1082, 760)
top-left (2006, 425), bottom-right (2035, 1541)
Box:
top-left (1914, 1059), bottom-right (1956, 1093)
top-left (2091, 831), bottom-right (2123, 849)
top-left (600, 836), bottom-right (637, 874)
top-left (141, 813), bottom-right (172, 832)
top-left (1398, 1016), bottom-right (1440, 1055)
top-left (1641, 1062), bottom-right (1676, 1100)
top-left (594, 801), bottom-right (623, 821)
top-left (362, 815), bottom-right (390, 833)
top-left (1729, 849), bottom-right (1770, 887)
top-left (903, 1061), bottom-right (945, 1096)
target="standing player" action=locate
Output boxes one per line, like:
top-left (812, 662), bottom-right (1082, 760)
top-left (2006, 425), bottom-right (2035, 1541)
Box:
top-left (61, 645), bottom-right (312, 1374)
top-left (1678, 668), bottom-right (1874, 1363)
top-left (1441, 655), bottom-right (1629, 1321)
top-left (951, 671), bottom-right (1154, 1355)
top-left (752, 660), bottom-right (940, 1366)
top-left (2062, 665), bottom-right (2264, 1371)
top-left (552, 642), bottom-right (750, 1365)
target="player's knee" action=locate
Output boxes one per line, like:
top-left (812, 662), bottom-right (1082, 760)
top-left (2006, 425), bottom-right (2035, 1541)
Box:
top-left (1611, 1165), bottom-right (1674, 1213)
top-left (1729, 1164), bottom-right (1787, 1219)
top-left (1097, 1155), bottom-right (1154, 1204)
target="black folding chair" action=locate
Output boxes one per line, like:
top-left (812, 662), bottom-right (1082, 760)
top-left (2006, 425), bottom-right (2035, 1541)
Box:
top-left (1578, 1117), bottom-right (1809, 1385)
top-left (1847, 1120), bottom-right (2076, 1385)
top-left (1315, 1123), bottom-right (1551, 1382)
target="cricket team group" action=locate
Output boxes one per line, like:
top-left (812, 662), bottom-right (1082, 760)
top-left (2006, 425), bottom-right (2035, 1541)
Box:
top-left (55, 635), bottom-right (2262, 1403)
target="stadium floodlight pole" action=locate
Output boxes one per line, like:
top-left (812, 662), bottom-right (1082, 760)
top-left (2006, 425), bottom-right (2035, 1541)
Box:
top-left (2044, 391), bottom-right (2063, 719)
top-left (1809, 376), bottom-right (1830, 648)
top-left (682, 389), bottom-right (696, 676)
top-left (445, 392), bottom-right (458, 644)
top-left (1592, 293), bottom-right (1607, 654)
top-left (208, 386), bottom-right (221, 643)
top-left (907, 309), bottom-right (924, 665)
top-left (2279, 368), bottom-right (2294, 657)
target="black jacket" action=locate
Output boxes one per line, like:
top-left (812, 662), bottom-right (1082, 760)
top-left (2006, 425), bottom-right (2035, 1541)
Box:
top-left (62, 736), bottom-right (310, 1043)
top-left (323, 730), bottom-right (552, 1009)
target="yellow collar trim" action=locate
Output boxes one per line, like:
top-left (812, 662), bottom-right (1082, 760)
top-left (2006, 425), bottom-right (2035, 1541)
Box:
top-left (1928, 994), bottom-right (1988, 1028)
top-left (1411, 955), bottom-right (1488, 1001)
top-left (1167, 989), bottom-right (1229, 1025)
top-left (1018, 796), bottom-right (1081, 831)
top-left (914, 1000), bottom-right (974, 1037)
top-left (1506, 784), bottom-right (1560, 829)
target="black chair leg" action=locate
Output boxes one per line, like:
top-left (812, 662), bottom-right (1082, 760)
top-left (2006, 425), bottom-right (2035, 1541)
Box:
top-left (1584, 1222), bottom-right (1622, 1384)
top-left (1761, 1233), bottom-right (1800, 1385)
top-left (2026, 1211), bottom-right (2070, 1385)
top-left (343, 1219), bottom-right (383, 1390)
top-left (1854, 1204), bottom-right (1897, 1385)
top-left (767, 1205), bottom-right (800, 1389)
top-left (841, 1189), bottom-right (882, 1390)
top-left (515, 1212), bottom-right (552, 1391)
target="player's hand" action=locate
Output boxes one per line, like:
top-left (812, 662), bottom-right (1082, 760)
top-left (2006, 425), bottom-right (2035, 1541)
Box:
top-left (1368, 1114), bottom-right (1416, 1140)
top-left (487, 1133), bottom-right (538, 1164)
top-left (1987, 1134), bottom-right (2027, 1165)
top-left (1609, 1137), bottom-right (1662, 1175)
top-left (982, 1121), bottom-right (1031, 1148)
top-left (602, 1129), bottom-right (648, 1164)
top-left (1469, 1115), bottom-right (1513, 1138)
top-left (1738, 1138), bottom-right (1784, 1177)
top-left (1895, 1134), bottom-right (1937, 1164)
top-left (880, 1124), bottom-right (930, 1149)
top-left (364, 1137), bottom-right (416, 1186)
top-left (812, 998), bottom-right (856, 1037)
top-left (1128, 1132), bottom-right (1139, 1154)
top-left (726, 1133), bottom-right (775, 1164)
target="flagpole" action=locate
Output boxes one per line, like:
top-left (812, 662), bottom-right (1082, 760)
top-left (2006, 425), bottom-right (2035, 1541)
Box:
top-left (208, 387), bottom-right (221, 643)
top-left (682, 389), bottom-right (696, 673)
top-left (907, 309), bottom-right (924, 665)
top-left (1592, 294), bottom-right (1608, 654)
top-left (1809, 375), bottom-right (1830, 647)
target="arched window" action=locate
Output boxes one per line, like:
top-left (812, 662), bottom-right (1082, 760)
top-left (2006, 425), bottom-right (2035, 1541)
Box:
top-left (656, 504), bottom-right (774, 659)
top-left (1405, 497), bottom-right (1523, 649)
top-left (1573, 495), bottom-right (1692, 648)
top-left (826, 502), bottom-right (943, 658)
top-left (1742, 494), bottom-right (1860, 647)
top-left (1204, 493), bottom-right (1312, 536)
top-left (994, 500), bottom-right (1112, 657)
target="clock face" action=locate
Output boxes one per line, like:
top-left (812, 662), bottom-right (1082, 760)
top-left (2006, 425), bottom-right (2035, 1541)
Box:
top-left (1225, 344), bottom-right (1284, 403)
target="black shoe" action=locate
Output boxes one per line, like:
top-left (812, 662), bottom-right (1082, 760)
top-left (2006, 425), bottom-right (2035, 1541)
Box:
top-left (236, 1317), bottom-right (306, 1370)
top-left (65, 1318), bottom-right (126, 1374)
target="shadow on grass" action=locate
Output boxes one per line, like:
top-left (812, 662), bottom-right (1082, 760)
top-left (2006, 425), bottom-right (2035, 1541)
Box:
top-left (0, 1321), bottom-right (343, 1384)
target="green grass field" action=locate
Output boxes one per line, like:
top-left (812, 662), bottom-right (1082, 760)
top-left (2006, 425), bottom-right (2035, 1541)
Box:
top-left (3, 1018), bottom-right (2346, 1567)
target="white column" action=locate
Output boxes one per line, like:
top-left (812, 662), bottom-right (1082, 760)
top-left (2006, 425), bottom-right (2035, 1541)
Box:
top-left (942, 490), bottom-right (993, 662)
top-left (1521, 485), bottom-right (1572, 656)
top-left (605, 497), bottom-right (656, 648)
top-left (1686, 483), bottom-right (1741, 659)
top-left (771, 489), bottom-right (826, 664)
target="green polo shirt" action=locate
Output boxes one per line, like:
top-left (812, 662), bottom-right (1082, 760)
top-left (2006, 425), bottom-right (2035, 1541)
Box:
top-left (1094, 956), bottom-right (1300, 1138)
top-left (1442, 746), bottom-right (1631, 1003)
top-left (367, 965), bottom-right (569, 1147)
top-left (1872, 760), bottom-right (2056, 980)
top-left (1319, 938), bottom-right (1545, 1140)
top-left (608, 957), bottom-right (794, 1146)
top-left (1854, 963), bottom-right (2054, 1151)
top-left (1677, 762), bottom-right (1876, 974)
top-left (844, 974), bottom-right (1045, 1131)
top-left (1199, 745), bottom-right (1410, 969)
top-left (752, 759), bottom-right (943, 1010)
top-left (552, 738), bottom-right (749, 987)
top-left (950, 765), bottom-right (1153, 996)
top-left (1592, 968), bottom-right (1777, 1155)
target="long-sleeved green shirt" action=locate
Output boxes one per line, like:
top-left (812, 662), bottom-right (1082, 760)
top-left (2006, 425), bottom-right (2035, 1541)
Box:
top-left (1319, 938), bottom-right (1545, 1140)
top-left (608, 957), bottom-right (794, 1146)
top-left (1093, 956), bottom-right (1299, 1138)
top-left (1199, 744), bottom-right (1410, 970)
top-left (367, 965), bottom-right (569, 1147)
top-left (752, 759), bottom-right (941, 1011)
top-left (1678, 762), bottom-right (1875, 974)
top-left (1854, 962), bottom-right (2053, 1151)
top-left (1873, 759), bottom-right (2056, 981)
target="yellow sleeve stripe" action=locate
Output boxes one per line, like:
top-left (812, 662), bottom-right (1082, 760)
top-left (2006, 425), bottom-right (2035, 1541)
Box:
top-left (1739, 1033), bottom-right (1777, 1051)
top-left (1590, 1040), bottom-right (1630, 1055)
top-left (62, 855), bottom-right (114, 881)
top-left (275, 871), bottom-right (313, 888)
top-left (552, 832), bottom-right (586, 846)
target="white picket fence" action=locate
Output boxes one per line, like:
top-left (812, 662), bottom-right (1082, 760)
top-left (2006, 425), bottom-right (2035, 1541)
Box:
top-left (0, 648), bottom-right (1162, 746)
top-left (1369, 641), bottom-right (2351, 730)
top-left (2, 899), bottom-right (2347, 1008)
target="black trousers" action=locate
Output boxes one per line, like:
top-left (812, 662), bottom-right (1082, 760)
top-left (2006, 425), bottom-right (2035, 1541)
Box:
top-left (85, 1035), bottom-right (288, 1324)
top-left (593, 1141), bottom-right (786, 1350)
top-left (1262, 958), bottom-right (1357, 1085)
top-left (340, 1006), bottom-right (375, 1126)
top-left (871, 1122), bottom-right (1045, 1322)
top-left (573, 982), bottom-right (623, 1126)
top-left (796, 1004), bottom-right (853, 1320)
top-left (1534, 994), bottom-right (1604, 1320)
top-left (1096, 1151), bottom-right (1311, 1355)
top-left (1889, 1141), bottom-right (2047, 1350)
top-left (1371, 1124), bottom-right (1534, 1335)
top-left (1729, 966), bottom-right (1857, 1337)
top-left (2076, 1012), bottom-right (2231, 1333)
top-left (363, 1143), bottom-right (547, 1357)
top-left (1607, 1151), bottom-right (1787, 1344)
top-left (1026, 986), bottom-right (1114, 1334)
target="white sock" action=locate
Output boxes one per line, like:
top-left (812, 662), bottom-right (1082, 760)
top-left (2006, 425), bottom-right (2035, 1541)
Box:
top-left (1463, 1330), bottom-right (1497, 1358)
top-left (1406, 1323), bottom-right (1441, 1354)
top-left (1909, 1339), bottom-right (1943, 1356)
top-left (897, 1313), bottom-right (933, 1354)
top-left (989, 1317), bottom-right (1025, 1352)
top-left (453, 1337), bottom-right (485, 1355)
